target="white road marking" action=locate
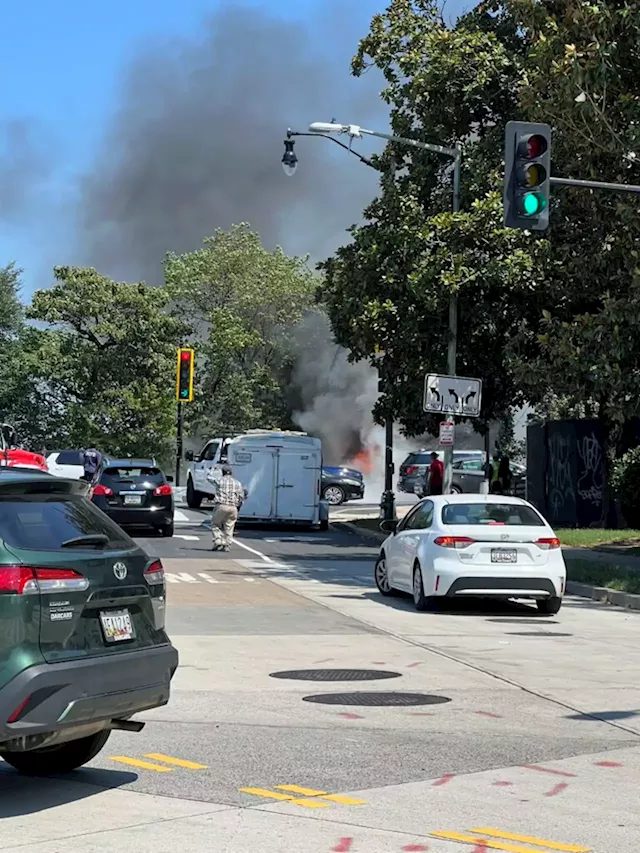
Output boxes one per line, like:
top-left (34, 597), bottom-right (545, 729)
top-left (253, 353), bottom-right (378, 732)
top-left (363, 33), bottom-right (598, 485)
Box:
top-left (175, 535), bottom-right (199, 541)
top-left (173, 510), bottom-right (190, 522)
top-left (233, 539), bottom-right (275, 563)
top-left (197, 573), bottom-right (219, 583)
top-left (165, 572), bottom-right (199, 584)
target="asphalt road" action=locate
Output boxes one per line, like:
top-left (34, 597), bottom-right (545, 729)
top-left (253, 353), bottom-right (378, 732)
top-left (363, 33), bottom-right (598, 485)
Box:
top-left (2, 503), bottom-right (640, 852)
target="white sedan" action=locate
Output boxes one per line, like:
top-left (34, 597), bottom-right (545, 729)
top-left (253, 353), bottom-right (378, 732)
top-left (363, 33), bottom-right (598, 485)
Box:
top-left (374, 494), bottom-right (566, 615)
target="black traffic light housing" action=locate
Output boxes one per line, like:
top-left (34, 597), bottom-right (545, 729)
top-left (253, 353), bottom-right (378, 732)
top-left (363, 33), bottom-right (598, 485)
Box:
top-left (504, 121), bottom-right (551, 231)
top-left (176, 347), bottom-right (195, 402)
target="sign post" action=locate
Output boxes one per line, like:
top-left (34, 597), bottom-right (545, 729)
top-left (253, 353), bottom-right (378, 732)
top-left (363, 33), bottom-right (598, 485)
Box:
top-left (424, 373), bottom-right (482, 494)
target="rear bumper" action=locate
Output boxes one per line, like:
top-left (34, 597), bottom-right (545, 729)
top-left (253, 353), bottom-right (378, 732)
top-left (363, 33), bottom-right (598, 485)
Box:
top-left (398, 477), bottom-right (419, 494)
top-left (0, 643), bottom-right (178, 746)
top-left (103, 508), bottom-right (173, 527)
top-left (442, 576), bottom-right (562, 599)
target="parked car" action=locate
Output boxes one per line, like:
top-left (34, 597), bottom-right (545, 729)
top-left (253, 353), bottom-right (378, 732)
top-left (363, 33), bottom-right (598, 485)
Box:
top-left (321, 466), bottom-right (365, 505)
top-left (90, 458), bottom-right (174, 537)
top-left (399, 450), bottom-right (484, 494)
top-left (46, 449), bottom-right (85, 479)
top-left (374, 494), bottom-right (565, 615)
top-left (0, 469), bottom-right (178, 774)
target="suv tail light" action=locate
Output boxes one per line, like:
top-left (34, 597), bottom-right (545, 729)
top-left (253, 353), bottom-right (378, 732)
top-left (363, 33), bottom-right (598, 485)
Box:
top-left (153, 484), bottom-right (172, 497)
top-left (0, 567), bottom-right (89, 595)
top-left (434, 536), bottom-right (475, 549)
top-left (92, 484), bottom-right (113, 497)
top-left (404, 465), bottom-right (418, 475)
top-left (535, 537), bottom-right (561, 550)
top-left (144, 559), bottom-right (165, 585)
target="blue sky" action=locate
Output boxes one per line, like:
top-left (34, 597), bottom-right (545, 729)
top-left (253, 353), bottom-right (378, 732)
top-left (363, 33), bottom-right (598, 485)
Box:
top-left (1, 0), bottom-right (468, 298)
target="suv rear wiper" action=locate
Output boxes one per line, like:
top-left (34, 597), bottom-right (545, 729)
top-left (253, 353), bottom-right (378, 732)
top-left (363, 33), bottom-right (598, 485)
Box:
top-left (61, 534), bottom-right (109, 548)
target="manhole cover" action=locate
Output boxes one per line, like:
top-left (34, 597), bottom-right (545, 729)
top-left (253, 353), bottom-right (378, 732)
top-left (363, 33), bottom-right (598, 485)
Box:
top-left (270, 669), bottom-right (401, 682)
top-left (302, 692), bottom-right (451, 707)
top-left (508, 632), bottom-right (573, 637)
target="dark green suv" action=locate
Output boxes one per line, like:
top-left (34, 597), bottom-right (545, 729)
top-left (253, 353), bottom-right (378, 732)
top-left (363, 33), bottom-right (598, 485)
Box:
top-left (0, 470), bottom-right (178, 774)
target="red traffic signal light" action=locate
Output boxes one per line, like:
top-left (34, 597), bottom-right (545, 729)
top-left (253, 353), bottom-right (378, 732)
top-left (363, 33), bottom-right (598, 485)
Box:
top-left (176, 348), bottom-right (194, 402)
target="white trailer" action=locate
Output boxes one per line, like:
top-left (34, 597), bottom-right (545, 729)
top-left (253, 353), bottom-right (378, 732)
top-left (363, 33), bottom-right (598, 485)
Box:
top-left (185, 430), bottom-right (327, 529)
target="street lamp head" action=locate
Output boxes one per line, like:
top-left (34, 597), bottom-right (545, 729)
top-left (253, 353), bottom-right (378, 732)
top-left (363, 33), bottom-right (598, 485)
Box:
top-left (309, 121), bottom-right (345, 135)
top-left (282, 138), bottom-right (298, 176)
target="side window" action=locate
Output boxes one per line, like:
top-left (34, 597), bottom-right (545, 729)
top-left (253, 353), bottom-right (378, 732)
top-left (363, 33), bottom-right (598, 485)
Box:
top-left (397, 504), bottom-right (422, 532)
top-left (404, 501), bottom-right (434, 530)
top-left (202, 442), bottom-right (220, 461)
top-left (462, 459), bottom-right (483, 471)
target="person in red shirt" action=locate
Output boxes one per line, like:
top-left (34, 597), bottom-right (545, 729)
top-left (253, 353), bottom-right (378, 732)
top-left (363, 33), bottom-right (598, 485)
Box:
top-left (427, 451), bottom-right (444, 495)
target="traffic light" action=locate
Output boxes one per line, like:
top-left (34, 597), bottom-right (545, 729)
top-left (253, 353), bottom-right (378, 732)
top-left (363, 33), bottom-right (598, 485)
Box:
top-left (176, 347), bottom-right (194, 402)
top-left (503, 121), bottom-right (551, 231)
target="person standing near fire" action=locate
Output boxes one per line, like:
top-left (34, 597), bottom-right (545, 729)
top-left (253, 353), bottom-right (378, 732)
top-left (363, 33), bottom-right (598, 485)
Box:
top-left (208, 464), bottom-right (247, 551)
top-left (426, 451), bottom-right (444, 496)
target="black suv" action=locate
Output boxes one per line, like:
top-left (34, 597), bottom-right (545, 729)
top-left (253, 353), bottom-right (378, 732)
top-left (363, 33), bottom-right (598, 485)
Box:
top-left (90, 459), bottom-right (174, 537)
top-left (0, 470), bottom-right (178, 774)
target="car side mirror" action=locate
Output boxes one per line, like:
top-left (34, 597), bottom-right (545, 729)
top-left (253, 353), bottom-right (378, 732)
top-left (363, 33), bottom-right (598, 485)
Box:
top-left (185, 450), bottom-right (194, 462)
top-left (380, 519), bottom-right (398, 534)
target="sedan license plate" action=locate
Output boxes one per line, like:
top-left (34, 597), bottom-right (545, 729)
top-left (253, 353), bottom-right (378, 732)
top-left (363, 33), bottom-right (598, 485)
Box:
top-left (124, 494), bottom-right (142, 505)
top-left (100, 609), bottom-right (135, 643)
top-left (491, 548), bottom-right (517, 564)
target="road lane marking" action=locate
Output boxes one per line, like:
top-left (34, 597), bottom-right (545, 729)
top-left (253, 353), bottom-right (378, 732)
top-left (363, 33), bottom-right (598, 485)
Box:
top-left (469, 829), bottom-right (589, 852)
top-left (165, 572), bottom-right (199, 584)
top-left (275, 785), bottom-right (366, 804)
top-left (240, 787), bottom-right (328, 808)
top-left (197, 573), bottom-right (219, 583)
top-left (233, 539), bottom-right (275, 563)
top-left (144, 753), bottom-right (208, 770)
top-left (174, 510), bottom-right (190, 522)
top-left (430, 829), bottom-right (590, 853)
top-left (109, 756), bottom-right (172, 772)
top-left (175, 534), bottom-right (200, 540)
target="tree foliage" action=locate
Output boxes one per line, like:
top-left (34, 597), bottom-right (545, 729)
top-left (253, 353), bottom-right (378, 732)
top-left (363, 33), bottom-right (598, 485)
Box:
top-left (164, 224), bottom-right (316, 436)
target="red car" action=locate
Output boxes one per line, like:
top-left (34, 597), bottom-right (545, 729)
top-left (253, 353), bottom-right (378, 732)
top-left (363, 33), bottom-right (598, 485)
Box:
top-left (0, 423), bottom-right (48, 472)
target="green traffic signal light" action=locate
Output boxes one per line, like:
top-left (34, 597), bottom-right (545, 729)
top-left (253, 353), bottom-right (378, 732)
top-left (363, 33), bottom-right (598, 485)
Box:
top-left (521, 192), bottom-right (547, 216)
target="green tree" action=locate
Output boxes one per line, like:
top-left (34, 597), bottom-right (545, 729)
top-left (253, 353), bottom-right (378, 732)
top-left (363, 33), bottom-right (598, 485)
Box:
top-left (164, 224), bottom-right (316, 436)
top-left (319, 0), bottom-right (543, 440)
top-left (25, 266), bottom-right (187, 459)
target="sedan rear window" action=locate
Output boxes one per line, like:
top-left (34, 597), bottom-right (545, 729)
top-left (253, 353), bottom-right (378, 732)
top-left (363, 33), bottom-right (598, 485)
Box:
top-left (442, 503), bottom-right (545, 526)
top-left (0, 495), bottom-right (134, 550)
top-left (404, 453), bottom-right (431, 465)
top-left (57, 450), bottom-right (84, 465)
top-left (101, 467), bottom-right (165, 486)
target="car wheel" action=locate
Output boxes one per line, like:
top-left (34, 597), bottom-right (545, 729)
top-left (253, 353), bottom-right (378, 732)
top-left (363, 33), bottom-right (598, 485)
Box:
top-left (374, 554), bottom-right (397, 596)
top-left (413, 563), bottom-right (437, 612)
top-left (322, 485), bottom-right (346, 505)
top-left (186, 477), bottom-right (203, 509)
top-left (2, 730), bottom-right (111, 775)
top-left (537, 596), bottom-right (562, 615)
top-left (450, 485), bottom-right (462, 494)
top-left (161, 522), bottom-right (174, 538)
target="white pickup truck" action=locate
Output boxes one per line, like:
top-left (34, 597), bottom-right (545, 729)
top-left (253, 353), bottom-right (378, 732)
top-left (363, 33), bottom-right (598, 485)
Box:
top-left (185, 430), bottom-right (328, 529)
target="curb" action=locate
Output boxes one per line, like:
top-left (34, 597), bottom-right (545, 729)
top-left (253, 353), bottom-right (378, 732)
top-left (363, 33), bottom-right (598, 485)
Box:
top-left (337, 521), bottom-right (640, 612)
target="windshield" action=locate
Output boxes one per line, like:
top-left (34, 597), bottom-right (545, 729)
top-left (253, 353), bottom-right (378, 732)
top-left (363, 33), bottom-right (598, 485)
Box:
top-left (442, 502), bottom-right (545, 526)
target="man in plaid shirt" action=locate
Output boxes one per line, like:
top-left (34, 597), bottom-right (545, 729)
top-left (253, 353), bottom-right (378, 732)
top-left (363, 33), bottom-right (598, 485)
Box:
top-left (208, 464), bottom-right (247, 551)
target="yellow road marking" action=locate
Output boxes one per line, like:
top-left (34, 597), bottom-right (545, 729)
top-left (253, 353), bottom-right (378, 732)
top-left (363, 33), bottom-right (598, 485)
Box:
top-left (109, 756), bottom-right (172, 772)
top-left (239, 787), bottom-right (329, 808)
top-left (470, 828), bottom-right (591, 852)
top-left (145, 753), bottom-right (208, 770)
top-left (430, 832), bottom-right (590, 853)
top-left (275, 785), bottom-right (366, 805)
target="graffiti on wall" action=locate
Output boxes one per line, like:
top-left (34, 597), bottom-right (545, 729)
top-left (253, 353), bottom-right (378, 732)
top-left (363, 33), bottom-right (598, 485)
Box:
top-left (576, 432), bottom-right (604, 507)
top-left (547, 431), bottom-right (575, 521)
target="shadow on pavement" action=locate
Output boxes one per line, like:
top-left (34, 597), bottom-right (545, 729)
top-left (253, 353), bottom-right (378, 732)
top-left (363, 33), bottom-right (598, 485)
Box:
top-left (325, 589), bottom-right (549, 617)
top-left (0, 765), bottom-right (137, 817)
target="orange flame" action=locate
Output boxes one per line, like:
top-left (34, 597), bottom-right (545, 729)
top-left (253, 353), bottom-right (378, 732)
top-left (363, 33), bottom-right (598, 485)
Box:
top-left (348, 447), bottom-right (377, 475)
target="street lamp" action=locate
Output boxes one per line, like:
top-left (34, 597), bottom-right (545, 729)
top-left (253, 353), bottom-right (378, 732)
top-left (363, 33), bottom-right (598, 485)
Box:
top-left (282, 138), bottom-right (298, 176)
top-left (306, 121), bottom-right (462, 498)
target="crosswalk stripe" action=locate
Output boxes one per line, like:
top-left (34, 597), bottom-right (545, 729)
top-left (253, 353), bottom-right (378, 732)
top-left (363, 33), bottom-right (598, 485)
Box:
top-left (469, 828), bottom-right (590, 852)
top-left (197, 573), bottom-right (219, 583)
top-left (275, 785), bottom-right (366, 805)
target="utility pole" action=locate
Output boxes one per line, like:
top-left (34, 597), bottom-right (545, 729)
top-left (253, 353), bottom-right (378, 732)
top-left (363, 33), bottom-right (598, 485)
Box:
top-left (175, 347), bottom-right (195, 488)
top-left (175, 402), bottom-right (183, 486)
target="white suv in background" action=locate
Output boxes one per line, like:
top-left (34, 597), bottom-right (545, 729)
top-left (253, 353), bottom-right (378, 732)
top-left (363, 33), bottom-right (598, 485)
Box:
top-left (46, 450), bottom-right (84, 479)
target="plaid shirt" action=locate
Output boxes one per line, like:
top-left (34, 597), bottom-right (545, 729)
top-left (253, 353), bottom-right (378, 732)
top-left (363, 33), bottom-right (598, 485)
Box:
top-left (211, 474), bottom-right (246, 507)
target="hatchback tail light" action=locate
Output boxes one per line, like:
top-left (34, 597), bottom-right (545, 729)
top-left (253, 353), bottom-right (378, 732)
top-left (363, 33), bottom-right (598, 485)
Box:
top-left (153, 484), bottom-right (172, 497)
top-left (92, 483), bottom-right (113, 497)
top-left (0, 566), bottom-right (89, 595)
top-left (144, 559), bottom-right (165, 585)
top-left (434, 536), bottom-right (475, 549)
top-left (535, 537), bottom-right (561, 550)
top-left (404, 465), bottom-right (418, 475)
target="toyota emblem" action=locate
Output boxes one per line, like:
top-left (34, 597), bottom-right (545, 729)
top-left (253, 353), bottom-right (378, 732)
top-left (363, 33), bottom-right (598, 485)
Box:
top-left (113, 562), bottom-right (128, 580)
top-left (500, 533), bottom-right (509, 541)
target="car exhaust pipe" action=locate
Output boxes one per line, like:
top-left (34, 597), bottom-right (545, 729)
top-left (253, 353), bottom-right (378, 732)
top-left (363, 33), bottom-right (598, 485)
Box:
top-left (109, 718), bottom-right (145, 733)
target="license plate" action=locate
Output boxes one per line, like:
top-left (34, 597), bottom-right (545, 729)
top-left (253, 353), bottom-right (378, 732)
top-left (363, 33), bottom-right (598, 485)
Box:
top-left (100, 609), bottom-right (135, 643)
top-left (124, 494), bottom-right (142, 505)
top-left (491, 548), bottom-right (517, 563)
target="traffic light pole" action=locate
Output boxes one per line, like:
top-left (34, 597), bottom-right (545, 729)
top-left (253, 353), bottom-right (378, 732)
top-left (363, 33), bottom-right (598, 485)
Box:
top-left (175, 402), bottom-right (183, 487)
top-left (549, 175), bottom-right (640, 194)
